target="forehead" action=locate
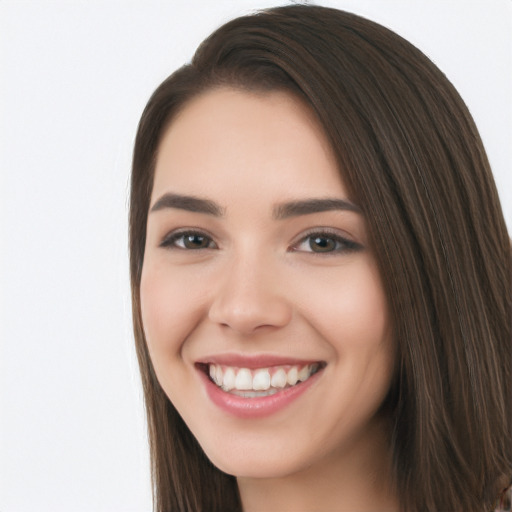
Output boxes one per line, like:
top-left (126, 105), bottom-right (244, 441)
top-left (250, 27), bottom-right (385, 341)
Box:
top-left (152, 87), bottom-right (346, 202)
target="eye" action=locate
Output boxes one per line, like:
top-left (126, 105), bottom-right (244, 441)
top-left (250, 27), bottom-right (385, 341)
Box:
top-left (292, 231), bottom-right (362, 254)
top-left (160, 230), bottom-right (216, 250)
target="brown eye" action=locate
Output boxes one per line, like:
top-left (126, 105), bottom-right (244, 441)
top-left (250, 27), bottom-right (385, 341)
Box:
top-left (309, 236), bottom-right (337, 252)
top-left (182, 234), bottom-right (211, 249)
top-left (292, 231), bottom-right (363, 254)
top-left (160, 231), bottom-right (216, 250)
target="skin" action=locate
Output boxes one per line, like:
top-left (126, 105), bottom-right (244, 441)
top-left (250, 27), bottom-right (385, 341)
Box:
top-left (141, 88), bottom-right (398, 511)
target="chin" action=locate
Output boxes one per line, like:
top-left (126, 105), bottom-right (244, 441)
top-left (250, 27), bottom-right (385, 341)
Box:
top-left (201, 441), bottom-right (314, 480)
top-left (214, 458), bottom-right (298, 480)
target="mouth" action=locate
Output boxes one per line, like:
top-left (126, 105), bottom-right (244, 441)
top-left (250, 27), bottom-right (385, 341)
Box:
top-left (198, 362), bottom-right (324, 398)
top-left (195, 356), bottom-right (326, 418)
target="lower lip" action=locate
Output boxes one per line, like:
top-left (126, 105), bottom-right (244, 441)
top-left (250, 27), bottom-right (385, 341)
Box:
top-left (198, 368), bottom-right (323, 419)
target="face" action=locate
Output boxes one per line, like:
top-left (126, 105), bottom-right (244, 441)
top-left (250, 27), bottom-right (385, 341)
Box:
top-left (141, 87), bottom-right (394, 479)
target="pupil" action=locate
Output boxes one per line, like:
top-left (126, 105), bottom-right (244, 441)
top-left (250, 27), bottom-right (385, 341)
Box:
top-left (310, 236), bottom-right (335, 252)
top-left (185, 235), bottom-right (207, 248)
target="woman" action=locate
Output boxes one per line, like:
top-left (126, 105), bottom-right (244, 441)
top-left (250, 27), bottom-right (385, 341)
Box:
top-left (129, 5), bottom-right (511, 511)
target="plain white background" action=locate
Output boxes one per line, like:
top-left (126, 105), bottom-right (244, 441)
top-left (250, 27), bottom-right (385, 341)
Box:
top-left (1, 1), bottom-right (510, 511)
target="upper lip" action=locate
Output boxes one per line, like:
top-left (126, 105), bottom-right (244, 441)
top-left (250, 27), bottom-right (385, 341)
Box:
top-left (195, 353), bottom-right (324, 369)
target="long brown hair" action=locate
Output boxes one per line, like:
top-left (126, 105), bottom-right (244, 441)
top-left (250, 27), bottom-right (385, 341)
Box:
top-left (129, 5), bottom-right (512, 511)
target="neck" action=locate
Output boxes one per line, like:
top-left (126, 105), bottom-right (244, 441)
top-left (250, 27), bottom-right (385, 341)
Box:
top-left (237, 418), bottom-right (398, 512)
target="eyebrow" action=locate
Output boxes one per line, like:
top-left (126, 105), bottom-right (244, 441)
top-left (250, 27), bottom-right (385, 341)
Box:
top-left (273, 198), bottom-right (361, 219)
top-left (150, 193), bottom-right (224, 216)
top-left (149, 193), bottom-right (361, 218)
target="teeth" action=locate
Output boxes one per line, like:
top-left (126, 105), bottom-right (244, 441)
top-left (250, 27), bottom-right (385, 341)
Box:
top-left (253, 369), bottom-right (271, 390)
top-left (298, 365), bottom-right (310, 382)
top-left (287, 367), bottom-right (298, 386)
top-left (270, 368), bottom-right (287, 388)
top-left (232, 389), bottom-right (280, 398)
top-left (235, 368), bottom-right (253, 390)
top-left (207, 363), bottom-right (320, 394)
top-left (215, 365), bottom-right (223, 387)
top-left (222, 367), bottom-right (236, 391)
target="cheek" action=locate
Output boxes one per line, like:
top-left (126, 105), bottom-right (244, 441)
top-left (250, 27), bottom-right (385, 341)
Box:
top-left (139, 260), bottom-right (204, 360)
top-left (338, 277), bottom-right (389, 342)
top-left (299, 260), bottom-right (390, 350)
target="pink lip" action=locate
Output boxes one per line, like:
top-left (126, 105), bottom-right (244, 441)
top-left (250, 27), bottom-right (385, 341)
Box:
top-left (197, 353), bottom-right (319, 369)
top-left (196, 360), bottom-right (324, 419)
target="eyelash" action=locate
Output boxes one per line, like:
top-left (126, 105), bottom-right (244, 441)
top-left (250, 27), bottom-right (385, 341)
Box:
top-left (160, 230), bottom-right (217, 250)
top-left (160, 229), bottom-right (362, 254)
top-left (291, 229), bottom-right (362, 254)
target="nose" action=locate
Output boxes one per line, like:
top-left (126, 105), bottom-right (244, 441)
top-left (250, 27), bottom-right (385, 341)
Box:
top-left (208, 252), bottom-right (292, 335)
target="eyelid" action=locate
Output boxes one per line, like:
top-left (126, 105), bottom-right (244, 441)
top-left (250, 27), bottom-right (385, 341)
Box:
top-left (159, 228), bottom-right (217, 249)
top-left (157, 227), bottom-right (362, 253)
top-left (290, 228), bottom-right (363, 254)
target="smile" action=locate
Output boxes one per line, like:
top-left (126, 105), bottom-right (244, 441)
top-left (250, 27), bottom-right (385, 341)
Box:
top-left (208, 363), bottom-right (322, 397)
top-left (196, 359), bottom-right (326, 418)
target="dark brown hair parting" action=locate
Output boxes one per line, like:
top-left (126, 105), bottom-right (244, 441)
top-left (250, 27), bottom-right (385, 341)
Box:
top-left (129, 5), bottom-right (512, 512)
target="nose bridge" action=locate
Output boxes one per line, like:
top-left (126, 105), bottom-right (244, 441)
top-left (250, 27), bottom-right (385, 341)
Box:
top-left (208, 245), bottom-right (292, 334)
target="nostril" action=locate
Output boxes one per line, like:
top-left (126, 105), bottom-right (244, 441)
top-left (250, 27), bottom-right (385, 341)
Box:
top-left (208, 298), bottom-right (293, 335)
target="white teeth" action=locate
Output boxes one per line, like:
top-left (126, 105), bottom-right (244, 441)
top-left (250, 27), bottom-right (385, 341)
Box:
top-left (235, 368), bottom-right (253, 390)
top-left (270, 368), bottom-right (287, 388)
top-left (222, 367), bottom-right (236, 391)
top-left (252, 369), bottom-right (271, 390)
top-left (207, 363), bottom-right (320, 394)
top-left (287, 367), bottom-right (298, 386)
top-left (215, 365), bottom-right (223, 387)
top-left (232, 389), bottom-right (280, 398)
top-left (298, 365), bottom-right (310, 382)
